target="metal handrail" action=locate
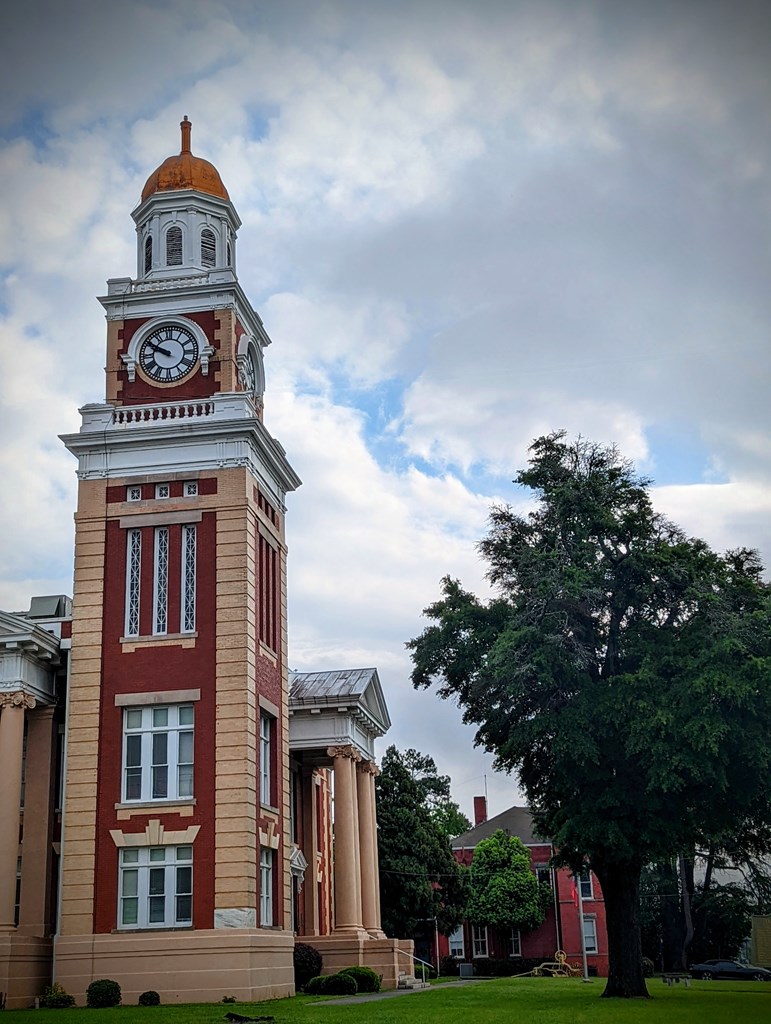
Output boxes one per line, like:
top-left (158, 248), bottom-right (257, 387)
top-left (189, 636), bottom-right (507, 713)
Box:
top-left (395, 946), bottom-right (434, 976)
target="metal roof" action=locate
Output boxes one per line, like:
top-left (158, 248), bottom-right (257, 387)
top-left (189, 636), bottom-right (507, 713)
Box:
top-left (451, 805), bottom-right (549, 849)
top-left (289, 667), bottom-right (379, 701)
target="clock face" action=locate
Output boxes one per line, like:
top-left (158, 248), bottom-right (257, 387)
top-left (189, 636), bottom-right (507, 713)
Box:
top-left (139, 325), bottom-right (199, 383)
top-left (242, 350), bottom-right (257, 394)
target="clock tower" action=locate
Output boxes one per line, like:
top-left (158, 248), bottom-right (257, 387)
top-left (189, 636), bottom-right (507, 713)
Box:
top-left (57, 119), bottom-right (301, 1002)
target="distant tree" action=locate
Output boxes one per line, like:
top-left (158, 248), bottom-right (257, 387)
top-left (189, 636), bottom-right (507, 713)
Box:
top-left (376, 746), bottom-right (469, 937)
top-left (468, 829), bottom-right (551, 932)
top-left (408, 432), bottom-right (771, 998)
top-left (430, 800), bottom-right (472, 840)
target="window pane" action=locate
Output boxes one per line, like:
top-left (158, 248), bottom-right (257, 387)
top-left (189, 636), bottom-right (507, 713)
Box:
top-left (152, 707), bottom-right (168, 728)
top-left (152, 765), bottom-right (168, 799)
top-left (125, 710), bottom-right (142, 730)
top-left (122, 868), bottom-right (138, 897)
top-left (176, 895), bottom-right (192, 922)
top-left (125, 734), bottom-right (142, 766)
top-left (176, 866), bottom-right (192, 893)
top-left (125, 768), bottom-right (142, 801)
top-left (149, 848), bottom-right (166, 862)
top-left (149, 896), bottom-right (166, 923)
top-left (177, 764), bottom-right (193, 798)
top-left (121, 848), bottom-right (139, 864)
top-left (152, 732), bottom-right (167, 764)
top-left (178, 731), bottom-right (193, 764)
top-left (149, 867), bottom-right (165, 894)
top-left (176, 846), bottom-right (192, 861)
top-left (121, 898), bottom-right (138, 925)
top-left (178, 705), bottom-right (194, 726)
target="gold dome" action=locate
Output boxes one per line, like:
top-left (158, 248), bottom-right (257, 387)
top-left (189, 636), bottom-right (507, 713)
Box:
top-left (141, 117), bottom-right (229, 203)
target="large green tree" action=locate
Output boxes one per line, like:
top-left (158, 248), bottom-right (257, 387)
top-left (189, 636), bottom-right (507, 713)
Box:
top-left (376, 746), bottom-right (469, 937)
top-left (468, 829), bottom-right (551, 932)
top-left (408, 432), bottom-right (771, 997)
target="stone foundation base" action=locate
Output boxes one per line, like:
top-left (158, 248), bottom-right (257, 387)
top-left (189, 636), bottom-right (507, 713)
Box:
top-left (54, 929), bottom-right (295, 1005)
top-left (308, 934), bottom-right (414, 990)
top-left (0, 932), bottom-right (53, 1009)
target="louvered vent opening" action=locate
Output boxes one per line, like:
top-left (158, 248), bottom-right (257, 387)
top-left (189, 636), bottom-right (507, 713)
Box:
top-left (201, 229), bottom-right (216, 267)
top-left (144, 235), bottom-right (153, 274)
top-left (227, 241), bottom-right (232, 266)
top-left (166, 226), bottom-right (183, 266)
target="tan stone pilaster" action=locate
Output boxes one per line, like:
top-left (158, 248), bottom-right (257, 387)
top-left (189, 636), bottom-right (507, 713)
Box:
top-left (328, 745), bottom-right (363, 933)
top-left (300, 769), bottom-right (319, 935)
top-left (18, 706), bottom-right (56, 936)
top-left (0, 693), bottom-right (34, 929)
top-left (370, 767), bottom-right (383, 931)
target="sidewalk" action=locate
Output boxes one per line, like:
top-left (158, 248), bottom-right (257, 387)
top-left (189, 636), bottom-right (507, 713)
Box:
top-left (316, 979), bottom-right (486, 1005)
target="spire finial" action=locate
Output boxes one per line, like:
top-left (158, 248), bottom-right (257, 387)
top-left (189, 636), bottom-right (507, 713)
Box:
top-left (180, 115), bottom-right (192, 154)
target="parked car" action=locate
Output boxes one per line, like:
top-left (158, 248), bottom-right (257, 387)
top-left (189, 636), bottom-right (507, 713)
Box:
top-left (689, 959), bottom-right (771, 981)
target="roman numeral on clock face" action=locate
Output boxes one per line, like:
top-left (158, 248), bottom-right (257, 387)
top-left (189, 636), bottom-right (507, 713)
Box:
top-left (138, 325), bottom-right (200, 383)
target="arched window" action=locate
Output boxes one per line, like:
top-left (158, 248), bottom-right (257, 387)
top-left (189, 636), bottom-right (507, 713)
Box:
top-left (144, 235), bottom-right (153, 274)
top-left (165, 226), bottom-right (183, 266)
top-left (201, 229), bottom-right (216, 268)
top-left (226, 241), bottom-right (232, 267)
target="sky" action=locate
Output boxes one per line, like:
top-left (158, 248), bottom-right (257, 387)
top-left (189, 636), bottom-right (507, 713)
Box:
top-left (1, 0), bottom-right (769, 820)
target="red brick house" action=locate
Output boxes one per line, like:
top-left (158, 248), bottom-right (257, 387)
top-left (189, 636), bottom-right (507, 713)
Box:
top-left (436, 798), bottom-right (609, 977)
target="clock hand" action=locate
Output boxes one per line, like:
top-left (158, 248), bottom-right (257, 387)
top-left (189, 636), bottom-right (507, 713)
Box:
top-left (146, 340), bottom-right (173, 358)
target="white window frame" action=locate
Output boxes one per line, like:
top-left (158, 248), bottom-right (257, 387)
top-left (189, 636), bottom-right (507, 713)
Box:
top-left (127, 486), bottom-right (142, 502)
top-left (472, 924), bottom-right (488, 958)
top-left (579, 867), bottom-right (593, 901)
top-left (122, 704), bottom-right (194, 803)
top-left (509, 928), bottom-right (521, 957)
top-left (184, 481), bottom-right (198, 497)
top-left (125, 529), bottom-right (142, 637)
top-left (260, 847), bottom-right (274, 926)
top-left (118, 845), bottom-right (192, 929)
top-left (449, 925), bottom-right (464, 958)
top-left (155, 483), bottom-right (170, 499)
top-left (181, 524), bottom-right (196, 633)
top-left (583, 915), bottom-right (598, 953)
top-left (153, 527), bottom-right (169, 635)
top-left (260, 712), bottom-right (273, 806)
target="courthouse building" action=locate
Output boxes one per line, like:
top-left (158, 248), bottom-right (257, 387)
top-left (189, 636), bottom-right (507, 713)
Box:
top-left (0, 120), bottom-right (411, 1008)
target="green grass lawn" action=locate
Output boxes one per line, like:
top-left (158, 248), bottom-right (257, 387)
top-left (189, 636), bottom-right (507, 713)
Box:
top-left (9, 977), bottom-right (770, 1024)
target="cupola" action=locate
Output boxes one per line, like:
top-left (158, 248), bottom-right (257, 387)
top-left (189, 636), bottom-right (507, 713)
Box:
top-left (132, 117), bottom-right (240, 282)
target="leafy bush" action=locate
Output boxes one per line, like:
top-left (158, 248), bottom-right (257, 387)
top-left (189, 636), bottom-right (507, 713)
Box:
top-left (304, 976), bottom-right (326, 995)
top-left (294, 942), bottom-right (323, 990)
top-left (138, 991), bottom-right (160, 1006)
top-left (415, 964), bottom-right (436, 982)
top-left (86, 979), bottom-right (121, 1008)
top-left (439, 955), bottom-right (458, 977)
top-left (338, 966), bottom-right (381, 992)
top-left (321, 972), bottom-right (358, 995)
top-left (39, 983), bottom-right (76, 1009)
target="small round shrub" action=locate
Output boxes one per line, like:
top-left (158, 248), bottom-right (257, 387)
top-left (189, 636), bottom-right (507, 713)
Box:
top-left (86, 979), bottom-right (121, 1008)
top-left (138, 991), bottom-right (160, 1006)
top-left (338, 966), bottom-right (381, 992)
top-left (304, 975), bottom-right (326, 995)
top-left (294, 941), bottom-right (323, 990)
top-left (39, 983), bottom-right (76, 1009)
top-left (321, 972), bottom-right (358, 996)
top-left (439, 955), bottom-right (458, 977)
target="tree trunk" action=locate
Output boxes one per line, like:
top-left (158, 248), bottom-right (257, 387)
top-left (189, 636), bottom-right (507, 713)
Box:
top-left (595, 861), bottom-right (649, 998)
top-left (679, 853), bottom-right (694, 970)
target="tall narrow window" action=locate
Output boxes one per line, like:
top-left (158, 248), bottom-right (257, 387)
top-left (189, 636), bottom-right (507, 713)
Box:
top-left (144, 234), bottom-right (153, 274)
top-left (472, 925), bottom-right (488, 958)
top-left (165, 225), bottom-right (183, 266)
top-left (226, 240), bottom-right (232, 266)
top-left (119, 846), bottom-right (192, 929)
top-left (260, 712), bottom-right (273, 806)
top-left (449, 925), bottom-right (464, 958)
top-left (125, 529), bottom-right (142, 637)
top-left (200, 228), bottom-right (216, 267)
top-left (123, 704), bottom-right (194, 802)
top-left (258, 534), bottom-right (278, 652)
top-left (153, 527), bottom-right (169, 635)
top-left (509, 928), bottom-right (521, 957)
top-left (578, 867), bottom-right (593, 901)
top-left (181, 524), bottom-right (196, 633)
top-left (260, 847), bottom-right (274, 926)
top-left (583, 916), bottom-right (598, 953)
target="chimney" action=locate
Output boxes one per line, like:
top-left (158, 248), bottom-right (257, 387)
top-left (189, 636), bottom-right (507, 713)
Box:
top-left (473, 795), bottom-right (488, 826)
